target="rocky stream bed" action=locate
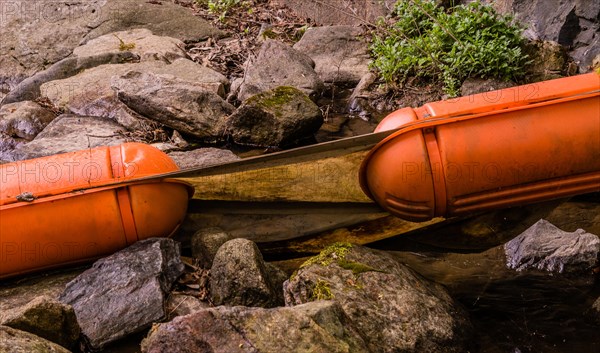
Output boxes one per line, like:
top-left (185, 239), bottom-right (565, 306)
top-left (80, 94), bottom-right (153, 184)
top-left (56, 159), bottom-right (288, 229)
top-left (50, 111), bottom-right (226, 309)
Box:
top-left (0, 1), bottom-right (599, 352)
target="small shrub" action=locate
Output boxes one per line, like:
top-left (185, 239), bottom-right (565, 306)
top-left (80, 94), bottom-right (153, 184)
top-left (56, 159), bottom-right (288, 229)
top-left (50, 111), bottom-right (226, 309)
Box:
top-left (196, 0), bottom-right (244, 21)
top-left (370, 0), bottom-right (530, 96)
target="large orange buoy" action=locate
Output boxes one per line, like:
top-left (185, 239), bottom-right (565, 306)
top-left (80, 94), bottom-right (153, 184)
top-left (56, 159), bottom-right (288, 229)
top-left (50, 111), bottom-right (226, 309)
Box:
top-left (0, 143), bottom-right (193, 279)
top-left (360, 73), bottom-right (600, 221)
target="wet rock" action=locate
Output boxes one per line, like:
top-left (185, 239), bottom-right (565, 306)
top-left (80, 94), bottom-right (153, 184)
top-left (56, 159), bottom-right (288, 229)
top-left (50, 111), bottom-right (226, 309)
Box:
top-left (191, 227), bottom-right (234, 268)
top-left (505, 219), bottom-right (600, 273)
top-left (284, 243), bottom-right (473, 353)
top-left (59, 238), bottom-right (184, 350)
top-left (141, 301), bottom-right (370, 353)
top-left (0, 296), bottom-right (80, 350)
top-left (238, 40), bottom-right (324, 102)
top-left (273, 0), bottom-right (395, 26)
top-left (210, 238), bottom-right (283, 307)
top-left (226, 86), bottom-right (323, 147)
top-left (73, 29), bottom-right (188, 64)
top-left (7, 114), bottom-right (128, 161)
top-left (0, 325), bottom-right (72, 353)
top-left (165, 294), bottom-right (210, 320)
top-left (0, 101), bottom-right (56, 140)
top-left (460, 78), bottom-right (515, 97)
top-left (113, 70), bottom-right (233, 139)
top-left (1, 52), bottom-right (140, 106)
top-left (293, 26), bottom-right (371, 86)
top-left (40, 58), bottom-right (228, 130)
top-left (348, 72), bottom-right (377, 115)
top-left (545, 198), bottom-right (600, 237)
top-left (487, 0), bottom-right (600, 71)
top-left (0, 0), bottom-right (222, 90)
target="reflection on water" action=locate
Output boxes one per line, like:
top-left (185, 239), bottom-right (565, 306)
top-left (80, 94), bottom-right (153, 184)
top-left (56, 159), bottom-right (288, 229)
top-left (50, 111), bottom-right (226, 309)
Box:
top-left (382, 239), bottom-right (599, 353)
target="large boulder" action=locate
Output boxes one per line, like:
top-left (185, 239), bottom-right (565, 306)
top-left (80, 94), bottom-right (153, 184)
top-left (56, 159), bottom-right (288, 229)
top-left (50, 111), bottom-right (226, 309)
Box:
top-left (0, 326), bottom-right (72, 353)
top-left (73, 28), bottom-right (188, 64)
top-left (284, 243), bottom-right (473, 353)
top-left (237, 40), bottom-right (323, 102)
top-left (272, 0), bottom-right (395, 26)
top-left (226, 86), bottom-right (323, 147)
top-left (293, 26), bottom-right (371, 86)
top-left (59, 238), bottom-right (185, 350)
top-left (0, 0), bottom-right (223, 89)
top-left (504, 219), bottom-right (600, 273)
top-left (0, 296), bottom-right (80, 350)
top-left (112, 70), bottom-right (234, 139)
top-left (485, 0), bottom-right (600, 71)
top-left (7, 114), bottom-right (129, 161)
top-left (0, 101), bottom-right (57, 140)
top-left (40, 58), bottom-right (228, 130)
top-left (1, 51), bottom-right (140, 106)
top-left (210, 238), bottom-right (284, 308)
top-left (40, 59), bottom-right (227, 129)
top-left (141, 301), bottom-right (370, 353)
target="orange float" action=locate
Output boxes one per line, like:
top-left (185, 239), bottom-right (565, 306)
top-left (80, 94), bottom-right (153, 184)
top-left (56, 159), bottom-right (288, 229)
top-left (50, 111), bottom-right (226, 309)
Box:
top-left (360, 73), bottom-right (600, 221)
top-left (0, 143), bottom-right (193, 279)
top-left (1, 73), bottom-right (598, 279)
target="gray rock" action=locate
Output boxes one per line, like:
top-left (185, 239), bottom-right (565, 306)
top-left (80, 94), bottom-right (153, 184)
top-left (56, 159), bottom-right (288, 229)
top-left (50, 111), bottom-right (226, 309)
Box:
top-left (284, 243), bottom-right (473, 353)
top-left (265, 263), bottom-right (289, 306)
top-left (73, 29), bottom-right (188, 64)
top-left (141, 301), bottom-right (370, 353)
top-left (0, 101), bottom-right (56, 140)
top-left (273, 0), bottom-right (395, 26)
top-left (40, 58), bottom-right (228, 130)
top-left (0, 325), bottom-right (72, 353)
top-left (0, 0), bottom-right (222, 90)
top-left (1, 51), bottom-right (140, 106)
top-left (504, 219), bottom-right (600, 273)
top-left (0, 296), bottom-right (80, 350)
top-left (165, 294), bottom-right (210, 321)
top-left (191, 227), bottom-right (234, 268)
top-left (210, 238), bottom-right (283, 308)
top-left (59, 238), bottom-right (185, 350)
top-left (460, 77), bottom-right (515, 97)
top-left (112, 70), bottom-right (233, 139)
top-left (238, 40), bottom-right (324, 102)
top-left (7, 114), bottom-right (128, 161)
top-left (0, 134), bottom-right (25, 161)
top-left (293, 26), bottom-right (371, 85)
top-left (84, 0), bottom-right (224, 43)
top-left (169, 147), bottom-right (239, 170)
top-left (487, 0), bottom-right (600, 71)
top-left (226, 86), bottom-right (323, 147)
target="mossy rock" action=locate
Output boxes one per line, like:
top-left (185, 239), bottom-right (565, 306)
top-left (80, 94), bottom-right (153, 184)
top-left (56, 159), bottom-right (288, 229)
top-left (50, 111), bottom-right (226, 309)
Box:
top-left (226, 86), bottom-right (323, 147)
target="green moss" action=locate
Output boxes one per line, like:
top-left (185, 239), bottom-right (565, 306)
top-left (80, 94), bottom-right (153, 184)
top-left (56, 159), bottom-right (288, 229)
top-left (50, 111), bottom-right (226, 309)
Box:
top-left (311, 280), bottom-right (334, 300)
top-left (246, 86), bottom-right (312, 117)
top-left (113, 34), bottom-right (135, 51)
top-left (338, 260), bottom-right (385, 276)
top-left (299, 242), bottom-right (354, 269)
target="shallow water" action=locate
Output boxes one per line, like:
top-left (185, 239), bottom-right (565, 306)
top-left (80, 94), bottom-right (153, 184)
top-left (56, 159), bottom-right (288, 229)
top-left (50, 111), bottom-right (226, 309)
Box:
top-left (381, 239), bottom-right (600, 353)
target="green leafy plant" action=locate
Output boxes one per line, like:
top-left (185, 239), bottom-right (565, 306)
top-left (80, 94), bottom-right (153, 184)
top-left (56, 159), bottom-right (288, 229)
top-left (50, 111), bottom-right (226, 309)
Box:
top-left (197, 0), bottom-right (244, 21)
top-left (370, 0), bottom-right (530, 96)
